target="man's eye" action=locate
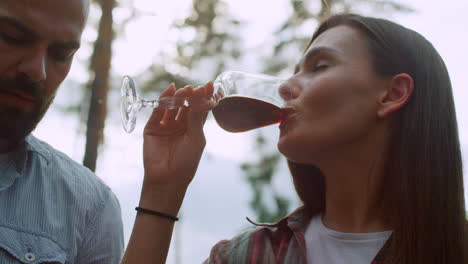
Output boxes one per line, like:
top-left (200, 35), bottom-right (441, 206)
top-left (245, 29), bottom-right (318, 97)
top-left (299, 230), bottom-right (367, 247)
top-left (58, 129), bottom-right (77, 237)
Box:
top-left (49, 49), bottom-right (76, 62)
top-left (0, 33), bottom-right (26, 45)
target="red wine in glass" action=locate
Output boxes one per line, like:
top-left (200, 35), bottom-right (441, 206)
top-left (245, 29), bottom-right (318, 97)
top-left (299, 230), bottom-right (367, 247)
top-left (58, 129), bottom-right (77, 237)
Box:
top-left (120, 71), bottom-right (286, 133)
top-left (212, 96), bottom-right (284, 133)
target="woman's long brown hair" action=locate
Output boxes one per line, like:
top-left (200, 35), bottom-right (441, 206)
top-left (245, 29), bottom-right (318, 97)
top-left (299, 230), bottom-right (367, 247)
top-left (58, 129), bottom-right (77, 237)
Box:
top-left (289, 14), bottom-right (466, 263)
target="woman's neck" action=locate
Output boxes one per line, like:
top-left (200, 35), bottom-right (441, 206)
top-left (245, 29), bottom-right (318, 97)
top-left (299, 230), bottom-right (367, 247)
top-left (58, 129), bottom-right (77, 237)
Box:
top-left (316, 128), bottom-right (391, 233)
top-left (322, 170), bottom-right (388, 233)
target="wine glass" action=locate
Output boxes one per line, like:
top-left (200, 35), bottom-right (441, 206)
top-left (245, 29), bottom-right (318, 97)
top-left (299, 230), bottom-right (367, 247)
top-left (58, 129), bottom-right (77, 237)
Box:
top-left (120, 71), bottom-right (286, 133)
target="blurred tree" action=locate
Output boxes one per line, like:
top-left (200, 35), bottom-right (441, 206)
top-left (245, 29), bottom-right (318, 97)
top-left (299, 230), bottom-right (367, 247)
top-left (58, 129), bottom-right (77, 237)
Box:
top-left (139, 0), bottom-right (242, 93)
top-left (135, 1), bottom-right (243, 263)
top-left (243, 0), bottom-right (413, 223)
top-left (265, 0), bottom-right (413, 75)
top-left (80, 0), bottom-right (242, 171)
top-left (83, 0), bottom-right (116, 172)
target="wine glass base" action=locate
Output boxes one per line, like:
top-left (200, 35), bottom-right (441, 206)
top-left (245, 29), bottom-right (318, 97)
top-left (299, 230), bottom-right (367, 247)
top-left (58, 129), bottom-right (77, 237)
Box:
top-left (120, 76), bottom-right (139, 133)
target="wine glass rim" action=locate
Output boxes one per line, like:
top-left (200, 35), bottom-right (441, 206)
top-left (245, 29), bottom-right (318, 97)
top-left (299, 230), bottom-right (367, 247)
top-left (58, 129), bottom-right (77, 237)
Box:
top-left (219, 70), bottom-right (285, 80)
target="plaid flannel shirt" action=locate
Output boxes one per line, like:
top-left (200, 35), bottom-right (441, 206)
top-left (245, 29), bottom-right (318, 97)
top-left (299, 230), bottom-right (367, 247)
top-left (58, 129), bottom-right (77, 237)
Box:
top-left (203, 207), bottom-right (390, 264)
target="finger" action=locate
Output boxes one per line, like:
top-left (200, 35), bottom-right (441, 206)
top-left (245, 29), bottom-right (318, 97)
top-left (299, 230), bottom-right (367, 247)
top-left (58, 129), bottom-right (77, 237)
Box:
top-left (159, 83), bottom-right (178, 122)
top-left (176, 104), bottom-right (190, 124)
top-left (191, 83), bottom-right (216, 111)
top-left (206, 81), bottom-right (214, 99)
top-left (162, 86), bottom-right (192, 123)
top-left (145, 83), bottom-right (176, 129)
top-left (202, 81), bottom-right (214, 98)
top-left (175, 85), bottom-right (193, 100)
top-left (160, 83), bottom-right (176, 97)
top-left (204, 81), bottom-right (216, 108)
top-left (195, 82), bottom-right (213, 98)
top-left (175, 86), bottom-right (193, 123)
top-left (160, 83), bottom-right (178, 124)
top-left (195, 82), bottom-right (215, 124)
top-left (145, 106), bottom-right (165, 130)
top-left (186, 83), bottom-right (216, 133)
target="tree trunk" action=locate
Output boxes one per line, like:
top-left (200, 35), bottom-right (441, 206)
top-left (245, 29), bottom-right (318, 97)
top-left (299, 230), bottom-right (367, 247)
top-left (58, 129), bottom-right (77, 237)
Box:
top-left (83, 0), bottom-right (115, 172)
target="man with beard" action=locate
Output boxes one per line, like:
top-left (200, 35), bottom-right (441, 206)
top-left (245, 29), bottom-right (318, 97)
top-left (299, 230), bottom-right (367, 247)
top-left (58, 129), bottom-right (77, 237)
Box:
top-left (0, 0), bottom-right (124, 263)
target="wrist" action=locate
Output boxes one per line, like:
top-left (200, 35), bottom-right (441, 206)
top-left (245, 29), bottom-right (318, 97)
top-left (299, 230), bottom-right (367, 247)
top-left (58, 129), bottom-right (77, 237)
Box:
top-left (138, 181), bottom-right (188, 216)
top-left (135, 207), bottom-right (179, 221)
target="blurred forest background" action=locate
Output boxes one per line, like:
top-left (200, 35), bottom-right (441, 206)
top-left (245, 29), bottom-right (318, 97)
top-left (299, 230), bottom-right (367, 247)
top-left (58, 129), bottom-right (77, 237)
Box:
top-left (38, 0), bottom-right (468, 262)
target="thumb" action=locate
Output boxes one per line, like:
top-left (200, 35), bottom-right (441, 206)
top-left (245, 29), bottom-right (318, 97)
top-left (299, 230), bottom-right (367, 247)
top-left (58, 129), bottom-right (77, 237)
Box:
top-left (187, 82), bottom-right (215, 134)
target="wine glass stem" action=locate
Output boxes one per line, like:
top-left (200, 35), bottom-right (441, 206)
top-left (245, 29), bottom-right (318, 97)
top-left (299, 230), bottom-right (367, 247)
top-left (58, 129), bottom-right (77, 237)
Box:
top-left (141, 99), bottom-right (159, 109)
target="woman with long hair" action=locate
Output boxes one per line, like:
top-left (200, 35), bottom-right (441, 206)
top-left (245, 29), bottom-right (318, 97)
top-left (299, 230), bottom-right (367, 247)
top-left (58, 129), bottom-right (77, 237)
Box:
top-left (120, 14), bottom-right (466, 264)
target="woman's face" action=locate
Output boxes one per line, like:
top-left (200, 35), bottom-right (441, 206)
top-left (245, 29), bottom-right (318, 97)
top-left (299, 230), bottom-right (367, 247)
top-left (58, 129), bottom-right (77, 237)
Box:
top-left (278, 25), bottom-right (389, 164)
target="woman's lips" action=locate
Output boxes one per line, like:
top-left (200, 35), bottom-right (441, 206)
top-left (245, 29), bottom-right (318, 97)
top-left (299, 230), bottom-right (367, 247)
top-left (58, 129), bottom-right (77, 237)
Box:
top-left (279, 107), bottom-right (296, 130)
top-left (280, 108), bottom-right (295, 122)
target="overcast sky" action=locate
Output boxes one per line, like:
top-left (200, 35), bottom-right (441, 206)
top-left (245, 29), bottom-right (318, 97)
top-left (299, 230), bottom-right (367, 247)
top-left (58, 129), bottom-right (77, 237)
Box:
top-left (34, 0), bottom-right (467, 263)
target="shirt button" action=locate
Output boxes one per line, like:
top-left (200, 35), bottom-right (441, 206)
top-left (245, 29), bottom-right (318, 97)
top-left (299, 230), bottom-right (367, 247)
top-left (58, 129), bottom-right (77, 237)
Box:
top-left (24, 252), bottom-right (35, 262)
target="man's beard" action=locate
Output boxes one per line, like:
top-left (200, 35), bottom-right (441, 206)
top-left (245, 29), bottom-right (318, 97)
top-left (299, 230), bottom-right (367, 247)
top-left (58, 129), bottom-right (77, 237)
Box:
top-left (0, 76), bottom-right (55, 145)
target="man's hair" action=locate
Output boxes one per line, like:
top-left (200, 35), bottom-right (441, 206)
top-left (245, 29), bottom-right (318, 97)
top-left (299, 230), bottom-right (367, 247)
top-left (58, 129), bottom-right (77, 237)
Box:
top-left (289, 13), bottom-right (466, 263)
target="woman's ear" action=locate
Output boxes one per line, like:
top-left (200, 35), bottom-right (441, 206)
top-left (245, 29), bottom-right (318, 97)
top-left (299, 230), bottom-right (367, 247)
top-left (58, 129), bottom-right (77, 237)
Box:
top-left (377, 73), bottom-right (414, 118)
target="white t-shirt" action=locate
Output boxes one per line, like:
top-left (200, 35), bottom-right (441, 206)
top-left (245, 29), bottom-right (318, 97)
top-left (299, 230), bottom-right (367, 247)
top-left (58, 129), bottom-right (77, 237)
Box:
top-left (305, 214), bottom-right (392, 264)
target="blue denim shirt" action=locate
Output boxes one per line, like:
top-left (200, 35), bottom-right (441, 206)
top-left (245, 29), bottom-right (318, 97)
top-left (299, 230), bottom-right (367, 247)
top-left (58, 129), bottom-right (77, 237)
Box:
top-left (0, 135), bottom-right (124, 263)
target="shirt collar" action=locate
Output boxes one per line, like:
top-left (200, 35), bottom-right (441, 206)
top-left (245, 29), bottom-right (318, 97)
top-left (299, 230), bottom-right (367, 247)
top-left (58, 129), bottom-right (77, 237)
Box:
top-left (4, 138), bottom-right (29, 174)
top-left (2, 135), bottom-right (49, 174)
top-left (246, 206), bottom-right (393, 262)
top-left (246, 206), bottom-right (314, 232)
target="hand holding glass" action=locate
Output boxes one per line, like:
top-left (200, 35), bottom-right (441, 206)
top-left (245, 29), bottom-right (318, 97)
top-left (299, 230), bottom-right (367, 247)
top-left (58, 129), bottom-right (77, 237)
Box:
top-left (120, 71), bottom-right (286, 133)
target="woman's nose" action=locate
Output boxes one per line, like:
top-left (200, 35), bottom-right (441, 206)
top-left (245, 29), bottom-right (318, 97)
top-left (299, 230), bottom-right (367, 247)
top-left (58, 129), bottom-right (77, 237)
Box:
top-left (278, 81), bottom-right (294, 101)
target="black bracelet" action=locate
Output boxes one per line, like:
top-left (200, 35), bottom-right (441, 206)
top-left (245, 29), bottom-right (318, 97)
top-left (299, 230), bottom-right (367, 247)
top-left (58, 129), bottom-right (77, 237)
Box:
top-left (135, 207), bottom-right (179, 221)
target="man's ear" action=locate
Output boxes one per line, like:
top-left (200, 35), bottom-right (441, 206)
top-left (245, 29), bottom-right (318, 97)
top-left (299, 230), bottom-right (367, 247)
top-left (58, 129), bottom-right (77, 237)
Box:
top-left (377, 73), bottom-right (414, 118)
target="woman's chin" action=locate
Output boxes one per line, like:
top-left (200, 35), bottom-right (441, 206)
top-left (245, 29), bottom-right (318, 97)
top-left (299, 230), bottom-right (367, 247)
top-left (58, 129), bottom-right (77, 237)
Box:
top-left (277, 138), bottom-right (300, 162)
top-left (277, 135), bottom-right (289, 155)
top-left (278, 138), bottom-right (321, 165)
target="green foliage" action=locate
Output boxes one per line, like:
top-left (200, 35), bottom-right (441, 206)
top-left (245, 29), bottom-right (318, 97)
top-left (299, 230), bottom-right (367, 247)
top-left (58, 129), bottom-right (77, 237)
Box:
top-left (264, 0), bottom-right (413, 77)
top-left (241, 133), bottom-right (290, 223)
top-left (139, 0), bottom-right (242, 94)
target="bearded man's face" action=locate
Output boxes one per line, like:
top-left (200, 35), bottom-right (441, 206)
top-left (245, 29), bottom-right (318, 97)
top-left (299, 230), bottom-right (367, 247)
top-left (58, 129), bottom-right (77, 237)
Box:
top-left (0, 75), bottom-right (55, 143)
top-left (0, 0), bottom-right (86, 148)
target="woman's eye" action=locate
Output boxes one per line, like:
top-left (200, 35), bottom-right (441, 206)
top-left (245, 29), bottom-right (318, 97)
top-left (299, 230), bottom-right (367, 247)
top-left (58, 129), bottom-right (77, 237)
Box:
top-left (313, 64), bottom-right (329, 72)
